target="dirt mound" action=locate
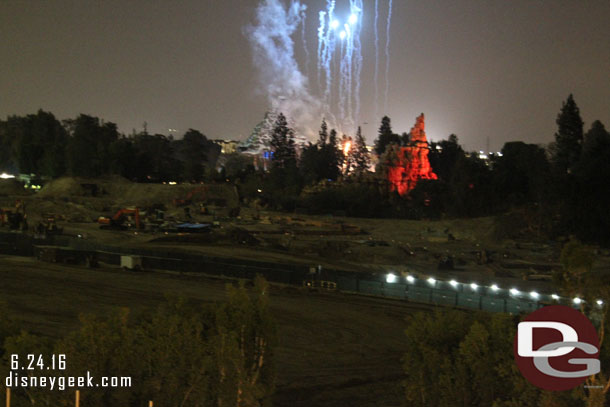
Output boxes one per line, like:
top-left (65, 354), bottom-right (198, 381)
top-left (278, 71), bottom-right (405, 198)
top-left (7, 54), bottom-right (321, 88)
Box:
top-left (32, 177), bottom-right (240, 221)
top-left (91, 180), bottom-right (237, 209)
top-left (38, 177), bottom-right (86, 198)
top-left (110, 183), bottom-right (192, 208)
top-left (0, 179), bottom-right (28, 196)
top-left (29, 199), bottom-right (94, 223)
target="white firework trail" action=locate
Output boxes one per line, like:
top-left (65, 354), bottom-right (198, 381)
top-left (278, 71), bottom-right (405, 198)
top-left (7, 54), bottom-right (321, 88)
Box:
top-left (351, 0), bottom-right (363, 127)
top-left (300, 7), bottom-right (310, 79)
top-left (343, 22), bottom-right (352, 128)
top-left (374, 0), bottom-right (380, 121)
top-left (384, 0), bottom-right (393, 114)
top-left (324, 0), bottom-right (336, 108)
top-left (317, 10), bottom-right (326, 92)
top-left (338, 31), bottom-right (345, 121)
top-left (249, 0), bottom-right (395, 137)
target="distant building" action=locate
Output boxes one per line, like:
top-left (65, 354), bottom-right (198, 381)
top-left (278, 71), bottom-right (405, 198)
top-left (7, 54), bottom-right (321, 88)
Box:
top-left (213, 139), bottom-right (239, 154)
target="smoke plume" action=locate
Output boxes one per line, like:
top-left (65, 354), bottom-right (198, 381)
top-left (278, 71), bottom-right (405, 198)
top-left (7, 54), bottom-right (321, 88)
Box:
top-left (246, 0), bottom-right (321, 139)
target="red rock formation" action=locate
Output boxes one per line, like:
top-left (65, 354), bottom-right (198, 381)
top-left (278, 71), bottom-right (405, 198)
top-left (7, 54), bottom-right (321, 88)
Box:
top-left (387, 114), bottom-right (437, 196)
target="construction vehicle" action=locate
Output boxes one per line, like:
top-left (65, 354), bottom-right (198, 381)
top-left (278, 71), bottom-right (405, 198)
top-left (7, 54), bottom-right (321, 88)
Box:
top-left (41, 214), bottom-right (63, 236)
top-left (173, 185), bottom-right (208, 207)
top-left (302, 266), bottom-right (337, 291)
top-left (0, 210), bottom-right (23, 230)
top-left (0, 208), bottom-right (11, 227)
top-left (98, 208), bottom-right (143, 230)
top-left (0, 200), bottom-right (26, 230)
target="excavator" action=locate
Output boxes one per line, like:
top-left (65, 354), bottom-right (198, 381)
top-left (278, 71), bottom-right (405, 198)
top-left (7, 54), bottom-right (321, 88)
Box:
top-left (98, 208), bottom-right (143, 230)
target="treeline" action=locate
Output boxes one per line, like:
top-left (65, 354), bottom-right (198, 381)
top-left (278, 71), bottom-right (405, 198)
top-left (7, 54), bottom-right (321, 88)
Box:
top-left (403, 306), bottom-right (610, 407)
top-left (402, 243), bottom-right (610, 406)
top-left (0, 278), bottom-right (276, 407)
top-left (229, 96), bottom-right (610, 244)
top-left (404, 237), bottom-right (610, 406)
top-left (0, 112), bottom-right (221, 182)
top-left (2, 94), bottom-right (609, 244)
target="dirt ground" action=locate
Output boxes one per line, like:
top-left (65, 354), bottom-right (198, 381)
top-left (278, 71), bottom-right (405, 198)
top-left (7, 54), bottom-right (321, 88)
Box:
top-left (0, 255), bottom-right (433, 407)
top-left (5, 176), bottom-right (609, 295)
top-left (3, 177), bottom-right (610, 405)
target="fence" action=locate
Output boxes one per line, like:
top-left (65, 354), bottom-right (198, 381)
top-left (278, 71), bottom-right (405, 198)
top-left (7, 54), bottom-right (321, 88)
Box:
top-left (0, 231), bottom-right (550, 314)
top-left (350, 280), bottom-right (542, 313)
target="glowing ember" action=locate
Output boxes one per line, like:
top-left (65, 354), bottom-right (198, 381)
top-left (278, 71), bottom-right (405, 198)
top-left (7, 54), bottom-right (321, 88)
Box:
top-left (387, 114), bottom-right (437, 196)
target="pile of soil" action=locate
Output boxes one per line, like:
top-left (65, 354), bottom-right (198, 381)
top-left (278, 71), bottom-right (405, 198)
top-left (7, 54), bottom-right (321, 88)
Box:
top-left (36, 177), bottom-right (239, 210)
top-left (37, 177), bottom-right (86, 198)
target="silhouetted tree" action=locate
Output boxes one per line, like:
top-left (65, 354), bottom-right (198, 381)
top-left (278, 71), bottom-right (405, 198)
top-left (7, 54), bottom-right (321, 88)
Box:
top-left (352, 126), bottom-right (370, 176)
top-left (374, 116), bottom-right (400, 156)
top-left (108, 137), bottom-right (137, 179)
top-left (550, 94), bottom-right (584, 174)
top-left (299, 142), bottom-right (323, 184)
top-left (318, 119), bottom-right (329, 145)
top-left (222, 153), bottom-right (256, 182)
top-left (569, 120), bottom-right (610, 243)
top-left (132, 133), bottom-right (181, 182)
top-left (325, 129), bottom-right (343, 180)
top-left (0, 110), bottom-right (68, 177)
top-left (177, 129), bottom-right (209, 182)
top-left (65, 114), bottom-right (118, 177)
top-left (269, 113), bottom-right (296, 169)
top-left (493, 141), bottom-right (550, 207)
top-left (0, 120), bottom-right (15, 172)
top-left (429, 134), bottom-right (464, 182)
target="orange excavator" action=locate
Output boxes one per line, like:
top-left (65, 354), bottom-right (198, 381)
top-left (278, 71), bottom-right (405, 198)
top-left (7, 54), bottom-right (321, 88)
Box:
top-left (173, 185), bottom-right (208, 207)
top-left (98, 208), bottom-right (142, 230)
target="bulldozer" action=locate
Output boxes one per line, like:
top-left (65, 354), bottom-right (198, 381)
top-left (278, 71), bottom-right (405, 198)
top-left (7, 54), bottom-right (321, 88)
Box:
top-left (98, 208), bottom-right (143, 230)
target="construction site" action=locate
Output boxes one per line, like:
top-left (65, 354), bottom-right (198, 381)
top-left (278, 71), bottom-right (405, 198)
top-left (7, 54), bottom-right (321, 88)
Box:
top-left (3, 175), bottom-right (609, 301)
top-left (2, 176), bottom-right (610, 406)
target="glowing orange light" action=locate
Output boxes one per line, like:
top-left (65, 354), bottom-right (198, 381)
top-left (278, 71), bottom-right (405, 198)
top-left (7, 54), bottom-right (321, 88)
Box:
top-left (343, 141), bottom-right (352, 155)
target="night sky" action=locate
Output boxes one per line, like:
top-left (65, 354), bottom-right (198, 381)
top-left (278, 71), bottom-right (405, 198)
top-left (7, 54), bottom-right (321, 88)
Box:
top-left (1, 0), bottom-right (608, 151)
